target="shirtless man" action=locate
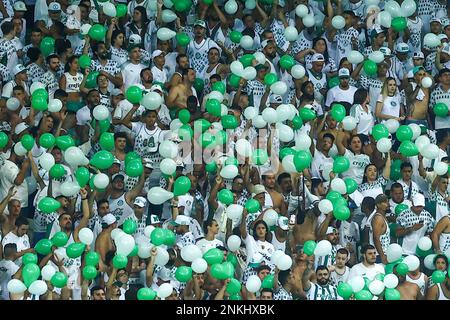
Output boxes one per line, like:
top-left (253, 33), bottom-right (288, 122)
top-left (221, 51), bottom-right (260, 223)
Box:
top-left (0, 187), bottom-right (20, 236)
top-left (95, 213), bottom-right (118, 264)
top-left (262, 173), bottom-right (287, 215)
top-left (431, 215), bottom-right (450, 254)
top-left (167, 68), bottom-right (196, 110)
top-left (404, 66), bottom-right (430, 126)
top-left (394, 264), bottom-right (423, 300)
top-left (371, 194), bottom-right (390, 265)
top-left (168, 54), bottom-right (190, 89)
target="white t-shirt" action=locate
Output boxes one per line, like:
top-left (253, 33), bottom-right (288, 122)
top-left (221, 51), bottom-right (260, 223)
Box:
top-left (350, 104), bottom-right (375, 136)
top-left (244, 235), bottom-right (275, 266)
top-left (347, 262), bottom-right (385, 281)
top-left (195, 238), bottom-right (224, 254)
top-left (1, 232), bottom-right (31, 266)
top-left (178, 193), bottom-right (194, 217)
top-left (0, 160), bottom-right (28, 209)
top-left (151, 65), bottom-right (168, 85)
top-left (378, 94), bottom-right (402, 118)
top-left (76, 106), bottom-right (92, 126)
top-left (325, 85), bottom-right (357, 108)
top-left (0, 259), bottom-right (19, 300)
top-left (121, 62), bottom-right (145, 91)
top-left (341, 149), bottom-right (371, 184)
top-left (311, 150), bottom-right (333, 180)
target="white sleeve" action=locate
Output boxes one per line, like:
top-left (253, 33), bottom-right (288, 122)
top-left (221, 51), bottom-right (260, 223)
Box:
top-left (325, 88), bottom-right (334, 108)
top-left (1, 82), bottom-right (13, 98)
top-left (113, 105), bottom-right (123, 119)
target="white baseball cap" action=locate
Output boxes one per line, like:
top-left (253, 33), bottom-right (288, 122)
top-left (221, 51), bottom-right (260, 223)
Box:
top-left (48, 2), bottom-right (61, 11)
top-left (142, 158), bottom-right (154, 169)
top-left (412, 193), bottom-right (425, 207)
top-left (133, 196), bottom-right (147, 208)
top-left (395, 42), bottom-right (409, 54)
top-left (102, 213), bottom-right (117, 226)
top-left (150, 84), bottom-right (164, 93)
top-left (151, 50), bottom-right (165, 59)
top-left (251, 184), bottom-right (266, 197)
top-left (172, 215), bottom-right (190, 226)
top-left (326, 226), bottom-right (337, 235)
top-left (13, 1), bottom-right (27, 11)
top-left (111, 173), bottom-right (125, 181)
top-left (413, 51), bottom-right (424, 59)
top-left (14, 122), bottom-right (29, 135)
top-left (430, 17), bottom-right (442, 24)
top-left (13, 64), bottom-right (27, 76)
top-left (442, 44), bottom-right (450, 55)
top-left (311, 53), bottom-right (325, 62)
top-left (380, 46), bottom-right (392, 57)
top-left (129, 34), bottom-right (142, 45)
top-left (338, 68), bottom-right (350, 78)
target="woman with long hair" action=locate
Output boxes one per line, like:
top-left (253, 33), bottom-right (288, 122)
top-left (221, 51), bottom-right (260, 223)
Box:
top-left (349, 88), bottom-right (375, 137)
top-left (125, 7), bottom-right (150, 44)
top-left (375, 77), bottom-right (405, 122)
top-left (106, 20), bottom-right (128, 67)
top-left (336, 131), bottom-right (371, 184)
top-left (302, 37), bottom-right (338, 77)
top-left (358, 152), bottom-right (392, 199)
top-left (59, 55), bottom-right (84, 112)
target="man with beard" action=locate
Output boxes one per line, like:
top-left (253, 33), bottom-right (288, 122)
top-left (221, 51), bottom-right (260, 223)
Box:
top-left (41, 53), bottom-right (60, 98)
top-left (277, 173), bottom-right (292, 203)
top-left (244, 63), bottom-right (269, 112)
top-left (202, 47), bottom-right (229, 94)
top-left (167, 68), bottom-right (197, 111)
top-left (75, 89), bottom-right (101, 145)
top-left (300, 265), bottom-right (340, 300)
top-left (389, 182), bottom-right (412, 217)
top-left (169, 54), bottom-right (189, 89)
top-left (141, 67), bottom-right (154, 90)
top-left (172, 215), bottom-right (196, 249)
top-left (393, 263), bottom-right (423, 300)
top-left (369, 194), bottom-right (391, 264)
top-left (1, 216), bottom-right (33, 266)
top-left (311, 133), bottom-right (334, 180)
top-left (325, 68), bottom-right (357, 109)
top-left (348, 244), bottom-right (385, 280)
top-left (305, 54), bottom-right (327, 106)
top-left (89, 42), bottom-right (123, 90)
top-left (426, 273), bottom-right (450, 300)
top-left (262, 173), bottom-right (287, 215)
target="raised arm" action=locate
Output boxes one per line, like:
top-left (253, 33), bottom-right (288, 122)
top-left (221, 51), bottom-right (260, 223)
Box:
top-left (125, 168), bottom-right (146, 201)
top-left (73, 188), bottom-right (90, 242)
top-left (121, 103), bottom-right (140, 129)
top-left (382, 152), bottom-right (391, 180)
top-left (145, 247), bottom-right (158, 287)
top-left (240, 209), bottom-right (249, 240)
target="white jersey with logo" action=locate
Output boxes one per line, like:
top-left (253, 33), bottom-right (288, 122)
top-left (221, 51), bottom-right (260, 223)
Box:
top-left (63, 72), bottom-right (83, 93)
top-left (406, 272), bottom-right (427, 296)
top-left (108, 193), bottom-right (134, 226)
top-left (186, 38), bottom-right (220, 76)
top-left (306, 283), bottom-right (340, 300)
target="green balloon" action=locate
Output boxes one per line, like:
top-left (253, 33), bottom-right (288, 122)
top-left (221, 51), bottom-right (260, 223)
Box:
top-left (31, 95), bottom-right (48, 111)
top-left (240, 54), bottom-right (255, 68)
top-left (212, 81), bottom-right (226, 94)
top-left (303, 240), bottom-right (316, 256)
top-left (202, 0), bottom-right (213, 4)
top-left (75, 167), bottom-right (90, 187)
top-left (79, 54), bottom-right (91, 69)
top-left (39, 133), bottom-right (55, 149)
top-left (173, 0), bottom-right (192, 12)
top-left (363, 60), bottom-right (378, 76)
top-left (252, 149), bottom-right (269, 165)
top-left (221, 115), bottom-right (238, 129)
top-left (163, 229), bottom-right (176, 246)
top-left (261, 274), bottom-right (274, 289)
top-left (113, 254), bottom-right (128, 269)
top-left (116, 3), bottom-right (127, 17)
top-left (38, 197), bottom-right (61, 213)
top-left (205, 161), bottom-right (217, 173)
top-left (86, 71), bottom-right (99, 89)
top-left (126, 85), bottom-right (143, 104)
top-left (391, 17), bottom-right (407, 32)
top-left (33, 88), bottom-right (48, 100)
top-left (389, 223), bottom-right (399, 238)
top-left (229, 74), bottom-right (241, 88)
top-left (20, 134), bottom-right (34, 151)
top-left (396, 262), bottom-right (409, 276)
top-left (90, 150), bottom-right (114, 169)
top-left (66, 242), bottom-right (86, 259)
top-left (222, 261), bottom-right (235, 278)
top-left (178, 124), bottom-right (193, 141)
top-left (384, 288), bottom-right (401, 300)
top-left (218, 189), bottom-right (234, 205)
top-left (344, 178), bottom-right (358, 194)
top-left (128, 244), bottom-right (139, 257)
top-left (50, 164), bottom-right (67, 179)
top-left (23, 263), bottom-right (40, 287)
top-left (390, 159), bottom-right (402, 180)
top-left (292, 115), bottom-right (303, 130)
top-left (399, 141), bottom-right (419, 157)
top-left (55, 135), bottom-right (75, 151)
top-left (174, 176), bottom-right (191, 196)
top-left (40, 36), bottom-right (55, 57)
top-left (229, 293), bottom-right (242, 300)
top-left (225, 156), bottom-right (238, 167)
top-left (226, 253), bottom-right (238, 267)
top-left (99, 132), bottom-right (114, 151)
top-left (51, 272), bottom-right (68, 288)
top-left (293, 150), bottom-right (312, 172)
top-left (194, 119), bottom-right (211, 133)
top-left (151, 228), bottom-right (166, 246)
top-left (203, 248), bottom-right (224, 265)
top-left (371, 124), bottom-right (389, 141)
top-left (279, 147), bottom-right (296, 160)
top-left (264, 73), bottom-right (278, 86)
top-left (175, 266), bottom-right (193, 282)
top-left (200, 132), bottom-right (216, 148)
top-left (355, 289), bottom-right (373, 300)
top-left (0, 132), bottom-right (8, 149)
top-left (337, 282), bottom-right (353, 299)
top-left (374, 273), bottom-right (385, 281)
top-left (328, 76), bottom-right (340, 89)
top-left (326, 190), bottom-right (342, 204)
top-left (431, 270), bottom-right (446, 284)
top-left (433, 103), bottom-right (448, 118)
top-left (279, 55), bottom-right (295, 70)
top-left (226, 278), bottom-right (241, 294)
top-left (85, 251), bottom-right (100, 266)
top-left (245, 198), bottom-right (260, 213)
top-left (333, 156), bottom-right (350, 173)
top-left (137, 287), bottom-right (157, 300)
top-left (125, 151), bottom-right (140, 165)
top-left (22, 253), bottom-right (38, 265)
top-left (331, 104), bottom-right (346, 122)
top-left (82, 265), bottom-right (98, 280)
top-left (229, 30), bottom-right (243, 44)
top-left (126, 159), bottom-right (143, 177)
top-left (175, 32), bottom-right (190, 47)
top-left (88, 24), bottom-right (106, 41)
top-left (395, 203), bottom-right (409, 215)
top-left (396, 125), bottom-right (413, 142)
top-left (334, 206), bottom-right (351, 221)
top-left (51, 231), bottom-right (68, 247)
top-left (210, 263), bottom-right (227, 279)
top-left (192, 78), bottom-right (204, 93)
top-left (34, 239), bottom-right (53, 255)
top-left (415, 246), bottom-right (433, 258)
top-left (123, 219), bottom-right (137, 234)
top-left (178, 109), bottom-right (191, 124)
top-left (299, 108), bottom-right (316, 121)
top-left (206, 98), bottom-right (221, 117)
top-left (215, 130), bottom-right (228, 145)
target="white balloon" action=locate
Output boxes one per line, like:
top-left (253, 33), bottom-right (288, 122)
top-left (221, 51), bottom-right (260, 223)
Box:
top-left (385, 0), bottom-right (401, 17)
top-left (41, 265), bottom-right (56, 281)
top-left (291, 64), bottom-right (306, 79)
top-left (159, 140), bottom-right (178, 159)
top-left (253, 52), bottom-right (266, 65)
top-left (294, 133), bottom-right (312, 151)
top-left (418, 236), bottom-right (432, 251)
top-left (80, 24), bottom-right (92, 35)
top-left (270, 81), bottom-right (288, 95)
top-left (246, 275), bottom-right (262, 293)
top-left (39, 153), bottom-right (55, 171)
top-left (383, 274), bottom-right (399, 289)
top-left (242, 66), bottom-right (257, 81)
top-left (332, 15), bottom-right (346, 29)
top-left (368, 279), bottom-right (385, 296)
top-left (78, 227), bottom-right (94, 245)
top-left (47, 99), bottom-right (63, 113)
top-left (318, 199), bottom-right (333, 214)
top-left (141, 92), bottom-right (162, 110)
top-left (161, 9), bottom-right (177, 23)
top-left (276, 123), bottom-right (294, 142)
top-left (147, 187), bottom-right (174, 205)
top-left (163, 0), bottom-right (173, 8)
top-left (60, 181), bottom-right (81, 197)
top-left (282, 155), bottom-right (297, 174)
top-left (406, 123), bottom-right (420, 141)
top-left (330, 178), bottom-right (346, 194)
top-left (191, 258), bottom-right (208, 274)
top-left (348, 276), bottom-right (365, 293)
top-left (243, 106), bottom-right (258, 120)
top-left (30, 82), bottom-right (45, 94)
top-left (262, 108), bottom-right (278, 124)
top-left (116, 234), bottom-right (135, 256)
top-left (342, 116), bottom-right (357, 131)
top-left (271, 250), bottom-right (286, 265)
top-left (102, 2), bottom-right (116, 17)
top-left (295, 4), bottom-right (309, 18)
top-left (276, 104), bottom-right (292, 122)
top-left (226, 204), bottom-right (243, 220)
top-left (377, 11), bottom-right (392, 28)
top-left (385, 118), bottom-right (400, 133)
top-left (347, 50), bottom-right (364, 64)
top-left (224, 0), bottom-right (238, 14)
top-left (93, 173), bottom-right (109, 189)
top-left (227, 235), bottom-right (242, 251)
top-left (245, 0), bottom-right (256, 10)
top-left (387, 243), bottom-right (403, 263)
top-left (424, 254), bottom-right (437, 270)
top-left (277, 254), bottom-right (293, 271)
top-left (63, 146), bottom-right (84, 167)
top-left (252, 115), bottom-right (267, 129)
top-left (423, 33), bottom-right (440, 48)
top-left (263, 209), bottom-right (279, 227)
top-left (220, 164), bottom-right (238, 179)
top-left (240, 35), bottom-right (254, 50)
top-left (13, 142), bottom-right (27, 156)
top-left (138, 242), bottom-right (153, 259)
top-left (421, 77), bottom-right (433, 88)
top-left (400, 0), bottom-right (416, 17)
top-left (377, 138), bottom-right (392, 153)
top-left (160, 158), bottom-right (177, 175)
top-left (93, 105), bottom-right (109, 121)
top-left (7, 279), bottom-right (27, 294)
top-left (284, 26), bottom-right (298, 42)
top-left (421, 144), bottom-right (440, 160)
top-left (415, 135), bottom-right (430, 152)
top-left (157, 27), bottom-right (176, 41)
top-left (6, 97), bottom-right (20, 111)
top-left (365, 0), bottom-right (380, 5)
top-left (314, 240), bottom-right (332, 256)
top-left (434, 162), bottom-right (449, 175)
top-left (302, 14), bottom-right (315, 28)
top-left (369, 51), bottom-right (385, 64)
top-left (28, 280), bottom-right (48, 296)
top-left (403, 255), bottom-right (420, 271)
top-left (111, 229), bottom-right (125, 241)
top-left (181, 244), bottom-right (203, 262)
top-left (144, 226), bottom-right (155, 238)
top-left (155, 247), bottom-right (170, 266)
top-left (230, 61), bottom-right (244, 76)
top-left (235, 139), bottom-right (253, 157)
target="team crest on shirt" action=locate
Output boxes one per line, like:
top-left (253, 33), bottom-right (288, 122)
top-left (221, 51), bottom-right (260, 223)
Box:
top-left (391, 101), bottom-right (397, 107)
top-left (195, 52), bottom-right (201, 59)
top-left (118, 200), bottom-right (124, 206)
